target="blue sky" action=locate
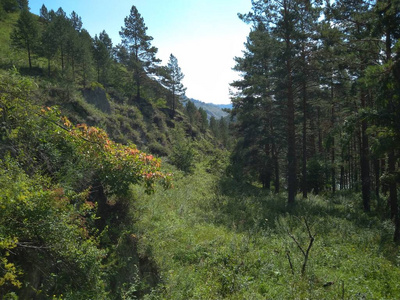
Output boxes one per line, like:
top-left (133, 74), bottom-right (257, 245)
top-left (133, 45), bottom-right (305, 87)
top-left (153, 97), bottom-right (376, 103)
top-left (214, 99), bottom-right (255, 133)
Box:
top-left (29, 0), bottom-right (251, 104)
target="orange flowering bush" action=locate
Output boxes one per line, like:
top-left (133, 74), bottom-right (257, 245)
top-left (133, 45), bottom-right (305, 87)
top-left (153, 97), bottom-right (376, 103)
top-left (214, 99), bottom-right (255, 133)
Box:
top-left (40, 107), bottom-right (172, 196)
top-left (0, 71), bottom-right (172, 297)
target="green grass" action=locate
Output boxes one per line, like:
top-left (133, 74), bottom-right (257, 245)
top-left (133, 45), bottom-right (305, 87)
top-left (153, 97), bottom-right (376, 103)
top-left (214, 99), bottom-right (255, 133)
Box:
top-left (0, 11), bottom-right (27, 69)
top-left (131, 163), bottom-right (400, 299)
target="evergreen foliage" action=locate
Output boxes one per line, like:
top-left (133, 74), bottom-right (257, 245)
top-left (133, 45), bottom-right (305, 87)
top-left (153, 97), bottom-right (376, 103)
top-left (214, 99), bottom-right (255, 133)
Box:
top-left (162, 53), bottom-right (186, 116)
top-left (10, 7), bottom-right (38, 69)
top-left (119, 5), bottom-right (160, 100)
top-left (93, 30), bottom-right (113, 85)
top-left (231, 0), bottom-right (400, 241)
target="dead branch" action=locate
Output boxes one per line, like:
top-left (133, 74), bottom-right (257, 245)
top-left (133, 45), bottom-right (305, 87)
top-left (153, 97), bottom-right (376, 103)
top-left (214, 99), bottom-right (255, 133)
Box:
top-left (287, 216), bottom-right (316, 276)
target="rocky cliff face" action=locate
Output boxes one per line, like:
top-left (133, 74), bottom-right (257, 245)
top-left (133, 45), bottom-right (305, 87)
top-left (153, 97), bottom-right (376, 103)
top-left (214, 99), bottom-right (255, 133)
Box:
top-left (82, 86), bottom-right (111, 114)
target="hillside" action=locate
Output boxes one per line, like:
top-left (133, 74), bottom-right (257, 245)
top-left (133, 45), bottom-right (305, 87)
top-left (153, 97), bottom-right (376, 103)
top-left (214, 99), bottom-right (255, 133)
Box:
top-left (0, 5), bottom-right (229, 298)
top-left (188, 98), bottom-right (231, 119)
top-left (0, 7), bottom-right (228, 153)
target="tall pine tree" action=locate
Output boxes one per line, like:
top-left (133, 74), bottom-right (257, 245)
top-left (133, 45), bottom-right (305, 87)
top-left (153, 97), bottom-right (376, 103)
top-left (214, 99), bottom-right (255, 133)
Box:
top-left (11, 7), bottom-right (39, 70)
top-left (163, 54), bottom-right (186, 116)
top-left (119, 5), bottom-right (159, 100)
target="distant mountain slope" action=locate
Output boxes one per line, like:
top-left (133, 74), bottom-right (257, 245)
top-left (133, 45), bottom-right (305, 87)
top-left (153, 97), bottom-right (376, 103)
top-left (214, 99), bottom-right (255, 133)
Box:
top-left (188, 98), bottom-right (231, 119)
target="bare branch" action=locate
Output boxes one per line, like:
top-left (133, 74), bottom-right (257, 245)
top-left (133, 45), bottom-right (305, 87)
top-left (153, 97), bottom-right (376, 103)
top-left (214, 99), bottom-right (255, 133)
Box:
top-left (286, 251), bottom-right (295, 275)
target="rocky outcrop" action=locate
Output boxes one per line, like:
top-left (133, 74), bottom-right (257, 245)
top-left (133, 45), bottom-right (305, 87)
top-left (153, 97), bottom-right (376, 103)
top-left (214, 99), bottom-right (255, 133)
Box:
top-left (82, 86), bottom-right (111, 113)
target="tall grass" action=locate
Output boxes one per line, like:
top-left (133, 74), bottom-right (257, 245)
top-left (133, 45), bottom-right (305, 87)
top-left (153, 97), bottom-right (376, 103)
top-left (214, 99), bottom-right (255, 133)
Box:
top-left (131, 162), bottom-right (400, 299)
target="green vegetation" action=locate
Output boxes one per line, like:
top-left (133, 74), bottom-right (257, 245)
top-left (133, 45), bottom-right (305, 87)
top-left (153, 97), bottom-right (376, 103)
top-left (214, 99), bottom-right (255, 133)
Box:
top-left (0, 70), bottom-right (171, 298)
top-left (0, 1), bottom-right (400, 299)
top-left (132, 164), bottom-right (400, 299)
top-left (231, 0), bottom-right (400, 239)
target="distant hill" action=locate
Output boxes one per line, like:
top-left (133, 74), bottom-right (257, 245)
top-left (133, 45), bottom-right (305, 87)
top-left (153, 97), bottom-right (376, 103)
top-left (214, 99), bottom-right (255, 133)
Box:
top-left (188, 98), bottom-right (232, 119)
top-left (215, 103), bottom-right (233, 110)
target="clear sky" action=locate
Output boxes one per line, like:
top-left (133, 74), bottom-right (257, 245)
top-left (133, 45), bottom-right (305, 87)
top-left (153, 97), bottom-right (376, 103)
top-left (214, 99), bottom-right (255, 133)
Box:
top-left (29, 0), bottom-right (251, 104)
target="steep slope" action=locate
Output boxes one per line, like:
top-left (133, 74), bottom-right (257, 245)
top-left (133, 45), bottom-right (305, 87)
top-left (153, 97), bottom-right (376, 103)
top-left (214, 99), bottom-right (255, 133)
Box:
top-left (0, 8), bottom-right (221, 156)
top-left (188, 98), bottom-right (231, 119)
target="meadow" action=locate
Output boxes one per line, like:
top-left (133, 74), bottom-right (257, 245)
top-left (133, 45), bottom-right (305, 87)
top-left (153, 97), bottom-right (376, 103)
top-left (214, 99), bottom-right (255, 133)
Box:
top-left (131, 162), bottom-right (400, 299)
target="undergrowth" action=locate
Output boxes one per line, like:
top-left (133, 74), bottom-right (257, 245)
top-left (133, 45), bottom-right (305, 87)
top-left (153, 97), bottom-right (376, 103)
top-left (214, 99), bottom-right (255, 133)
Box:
top-left (131, 162), bottom-right (400, 299)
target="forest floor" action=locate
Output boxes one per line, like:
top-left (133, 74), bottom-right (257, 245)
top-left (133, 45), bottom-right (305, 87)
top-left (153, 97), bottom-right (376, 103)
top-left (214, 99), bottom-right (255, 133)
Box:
top-left (131, 163), bottom-right (400, 299)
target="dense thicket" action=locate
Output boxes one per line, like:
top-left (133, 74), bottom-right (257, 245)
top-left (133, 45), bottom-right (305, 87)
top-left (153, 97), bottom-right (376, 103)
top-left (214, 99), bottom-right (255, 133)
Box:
top-left (230, 0), bottom-right (400, 241)
top-left (0, 70), bottom-right (171, 298)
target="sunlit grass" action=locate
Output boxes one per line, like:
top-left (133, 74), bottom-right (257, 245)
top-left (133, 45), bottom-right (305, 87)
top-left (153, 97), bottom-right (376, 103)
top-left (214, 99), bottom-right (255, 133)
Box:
top-left (131, 162), bottom-right (400, 299)
top-left (0, 12), bottom-right (27, 69)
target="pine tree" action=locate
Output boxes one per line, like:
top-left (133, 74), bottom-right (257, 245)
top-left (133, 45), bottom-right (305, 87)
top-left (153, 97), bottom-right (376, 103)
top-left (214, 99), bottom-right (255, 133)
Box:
top-left (230, 22), bottom-right (281, 190)
top-left (66, 12), bottom-right (82, 80)
top-left (93, 30), bottom-right (113, 85)
top-left (238, 0), bottom-right (305, 202)
top-left (70, 10), bottom-right (82, 32)
top-left (77, 29), bottom-right (94, 87)
top-left (119, 5), bottom-right (159, 100)
top-left (296, 0), bottom-right (322, 198)
top-left (330, 0), bottom-right (379, 210)
top-left (11, 7), bottom-right (39, 70)
top-left (53, 8), bottom-right (72, 73)
top-left (368, 0), bottom-right (400, 242)
top-left (39, 4), bottom-right (50, 22)
top-left (163, 54), bottom-right (186, 116)
top-left (39, 9), bottom-right (58, 76)
top-left (198, 107), bottom-right (208, 133)
top-left (209, 116), bottom-right (219, 137)
top-left (185, 100), bottom-right (197, 124)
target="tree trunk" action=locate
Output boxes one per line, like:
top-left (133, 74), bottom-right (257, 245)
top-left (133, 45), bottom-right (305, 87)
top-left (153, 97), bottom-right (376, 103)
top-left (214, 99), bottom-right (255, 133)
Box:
top-left (390, 152), bottom-right (400, 243)
top-left (309, 112), bottom-right (317, 158)
top-left (273, 149), bottom-right (280, 194)
top-left (388, 151), bottom-right (397, 220)
top-left (360, 91), bottom-right (371, 212)
top-left (331, 83), bottom-right (336, 194)
top-left (302, 75), bottom-right (308, 198)
top-left (300, 32), bottom-right (309, 199)
top-left (282, 0), bottom-right (297, 204)
top-left (317, 106), bottom-right (323, 154)
top-left (287, 57), bottom-right (297, 204)
top-left (374, 159), bottom-right (381, 209)
top-left (271, 123), bottom-right (280, 194)
top-left (263, 143), bottom-right (272, 190)
top-left (340, 165), bottom-right (345, 190)
top-left (172, 86), bottom-right (176, 117)
top-left (381, 158), bottom-right (388, 195)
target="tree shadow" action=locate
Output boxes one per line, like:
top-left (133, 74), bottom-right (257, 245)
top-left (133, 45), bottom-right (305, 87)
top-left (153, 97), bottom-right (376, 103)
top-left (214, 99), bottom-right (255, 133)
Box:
top-left (213, 176), bottom-right (397, 263)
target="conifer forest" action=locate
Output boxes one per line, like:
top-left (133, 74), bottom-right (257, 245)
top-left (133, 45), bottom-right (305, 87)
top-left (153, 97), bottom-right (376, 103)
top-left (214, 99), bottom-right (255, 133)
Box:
top-left (1, 0), bottom-right (400, 298)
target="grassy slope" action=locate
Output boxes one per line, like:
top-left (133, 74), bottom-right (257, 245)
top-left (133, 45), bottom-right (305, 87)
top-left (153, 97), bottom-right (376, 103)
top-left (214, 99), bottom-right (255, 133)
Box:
top-left (0, 12), bottom-right (26, 69)
top-left (132, 164), bottom-right (400, 299)
top-left (0, 11), bottom-right (214, 157)
top-left (189, 98), bottom-right (229, 119)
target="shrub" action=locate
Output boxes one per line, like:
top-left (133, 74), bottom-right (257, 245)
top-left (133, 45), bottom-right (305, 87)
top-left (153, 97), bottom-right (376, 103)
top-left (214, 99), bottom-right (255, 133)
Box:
top-left (169, 127), bottom-right (196, 174)
top-left (0, 70), bottom-right (173, 298)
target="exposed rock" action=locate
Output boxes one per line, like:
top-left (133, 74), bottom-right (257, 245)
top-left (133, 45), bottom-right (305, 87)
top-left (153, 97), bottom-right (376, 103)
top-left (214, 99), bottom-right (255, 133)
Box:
top-left (82, 87), bottom-right (111, 113)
